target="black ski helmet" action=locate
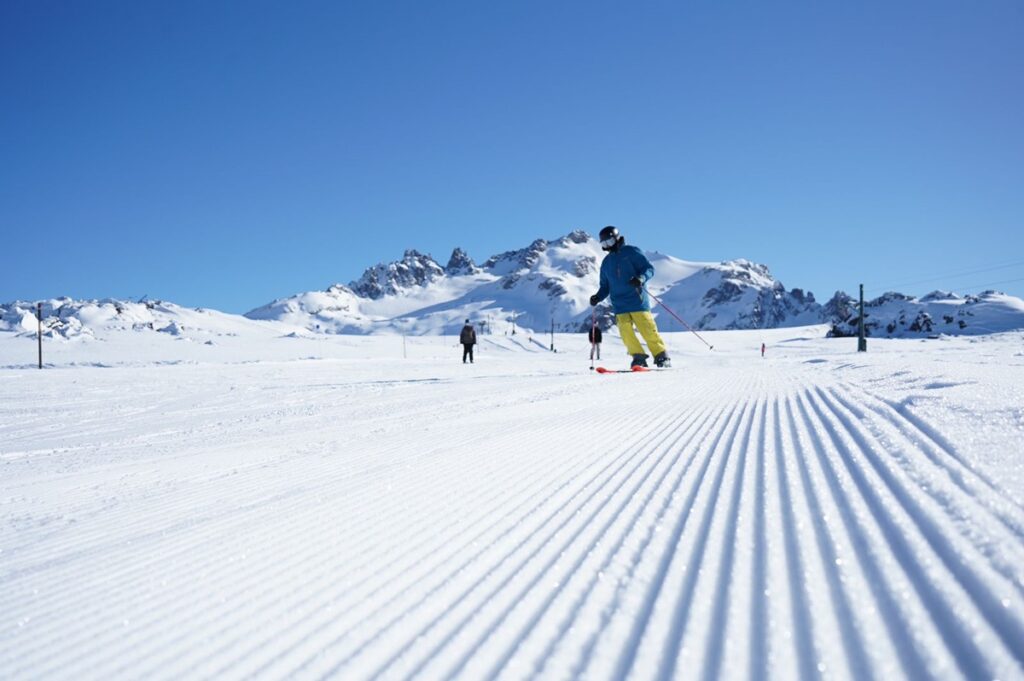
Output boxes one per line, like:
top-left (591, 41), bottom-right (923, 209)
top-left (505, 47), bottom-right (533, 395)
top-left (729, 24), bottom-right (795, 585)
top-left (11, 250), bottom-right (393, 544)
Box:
top-left (599, 225), bottom-right (622, 251)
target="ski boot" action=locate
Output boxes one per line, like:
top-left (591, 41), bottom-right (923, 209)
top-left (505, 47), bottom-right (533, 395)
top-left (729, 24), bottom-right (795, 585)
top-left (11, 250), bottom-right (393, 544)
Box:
top-left (654, 352), bottom-right (671, 368)
top-left (630, 354), bottom-right (649, 368)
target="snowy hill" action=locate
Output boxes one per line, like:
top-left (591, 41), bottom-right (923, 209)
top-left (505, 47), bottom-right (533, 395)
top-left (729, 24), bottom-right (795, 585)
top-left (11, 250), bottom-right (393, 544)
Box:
top-left (0, 297), bottom-right (299, 346)
top-left (825, 289), bottom-right (1024, 338)
top-left (245, 230), bottom-right (832, 335)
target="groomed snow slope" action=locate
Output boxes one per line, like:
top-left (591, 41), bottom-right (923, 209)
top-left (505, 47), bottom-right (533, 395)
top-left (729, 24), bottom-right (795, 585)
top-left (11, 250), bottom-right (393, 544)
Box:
top-left (2, 329), bottom-right (1023, 680)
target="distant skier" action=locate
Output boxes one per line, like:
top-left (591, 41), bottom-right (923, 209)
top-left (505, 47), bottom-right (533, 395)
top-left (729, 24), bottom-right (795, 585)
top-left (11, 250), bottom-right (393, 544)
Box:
top-left (460, 319), bottom-right (477, 364)
top-left (588, 324), bottom-right (603, 360)
top-left (761, 342), bottom-right (766, 358)
top-left (589, 226), bottom-right (670, 368)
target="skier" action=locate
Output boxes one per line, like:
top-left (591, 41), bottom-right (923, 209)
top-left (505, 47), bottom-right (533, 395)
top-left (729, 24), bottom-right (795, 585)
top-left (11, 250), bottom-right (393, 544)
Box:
top-left (589, 226), bottom-right (670, 368)
top-left (588, 324), bottom-right (602, 361)
top-left (460, 319), bottom-right (477, 363)
top-left (761, 342), bottom-right (766, 358)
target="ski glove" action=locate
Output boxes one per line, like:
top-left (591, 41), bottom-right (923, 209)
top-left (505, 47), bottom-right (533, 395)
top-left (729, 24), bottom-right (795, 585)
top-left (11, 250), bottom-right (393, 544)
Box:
top-left (629, 277), bottom-right (643, 288)
top-left (589, 294), bottom-right (600, 306)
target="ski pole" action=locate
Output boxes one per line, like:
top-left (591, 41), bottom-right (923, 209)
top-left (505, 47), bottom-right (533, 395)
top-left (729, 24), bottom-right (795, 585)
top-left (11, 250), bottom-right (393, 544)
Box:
top-left (642, 286), bottom-right (714, 350)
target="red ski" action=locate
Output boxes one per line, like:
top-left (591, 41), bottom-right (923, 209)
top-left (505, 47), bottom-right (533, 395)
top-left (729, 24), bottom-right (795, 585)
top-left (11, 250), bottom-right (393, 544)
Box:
top-left (595, 366), bottom-right (650, 374)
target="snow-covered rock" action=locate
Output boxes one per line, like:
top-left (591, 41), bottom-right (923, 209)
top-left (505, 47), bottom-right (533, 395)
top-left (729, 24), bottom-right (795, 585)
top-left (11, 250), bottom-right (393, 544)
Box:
top-left (827, 290), bottom-right (1024, 338)
top-left (349, 249), bottom-right (446, 299)
top-left (444, 248), bottom-right (478, 276)
top-left (650, 258), bottom-right (822, 332)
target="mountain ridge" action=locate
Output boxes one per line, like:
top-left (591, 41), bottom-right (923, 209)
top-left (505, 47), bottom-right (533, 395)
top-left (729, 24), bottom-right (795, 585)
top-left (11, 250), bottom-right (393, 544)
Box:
top-left (242, 230), bottom-right (1024, 338)
top-left (4, 231), bottom-right (1023, 339)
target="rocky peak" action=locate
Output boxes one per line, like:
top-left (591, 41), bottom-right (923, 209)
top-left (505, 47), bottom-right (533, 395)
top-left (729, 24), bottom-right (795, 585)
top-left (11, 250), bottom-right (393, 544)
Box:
top-left (349, 249), bottom-right (445, 299)
top-left (445, 247), bottom-right (477, 275)
top-left (920, 290), bottom-right (960, 303)
top-left (521, 239), bottom-right (548, 267)
top-left (555, 229), bottom-right (591, 246)
top-left (483, 238), bottom-right (549, 271)
top-left (870, 292), bottom-right (913, 306)
top-left (788, 288), bottom-right (810, 304)
top-left (718, 259), bottom-right (774, 285)
top-left (326, 283), bottom-right (354, 296)
top-left (822, 291), bottom-right (854, 321)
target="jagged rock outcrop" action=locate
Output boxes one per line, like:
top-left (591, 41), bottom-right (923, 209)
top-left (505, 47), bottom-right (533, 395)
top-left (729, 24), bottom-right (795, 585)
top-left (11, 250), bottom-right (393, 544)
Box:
top-left (824, 289), bottom-right (1020, 338)
top-left (349, 250), bottom-right (445, 299)
top-left (484, 238), bottom-right (548, 273)
top-left (445, 248), bottom-right (477, 275)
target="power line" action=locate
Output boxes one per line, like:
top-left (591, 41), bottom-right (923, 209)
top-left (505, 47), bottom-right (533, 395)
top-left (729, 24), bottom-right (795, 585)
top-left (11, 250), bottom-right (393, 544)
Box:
top-left (866, 259), bottom-right (1024, 295)
top-left (954, 276), bottom-right (1024, 294)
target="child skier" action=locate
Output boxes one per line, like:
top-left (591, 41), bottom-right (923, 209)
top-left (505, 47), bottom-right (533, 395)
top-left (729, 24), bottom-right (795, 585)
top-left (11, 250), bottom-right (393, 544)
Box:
top-left (589, 225), bottom-right (671, 368)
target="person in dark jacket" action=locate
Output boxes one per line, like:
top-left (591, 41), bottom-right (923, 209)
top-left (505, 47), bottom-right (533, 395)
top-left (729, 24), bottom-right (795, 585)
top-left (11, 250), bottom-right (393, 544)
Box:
top-left (589, 225), bottom-right (670, 368)
top-left (460, 319), bottom-right (477, 363)
top-left (588, 325), bottom-right (603, 360)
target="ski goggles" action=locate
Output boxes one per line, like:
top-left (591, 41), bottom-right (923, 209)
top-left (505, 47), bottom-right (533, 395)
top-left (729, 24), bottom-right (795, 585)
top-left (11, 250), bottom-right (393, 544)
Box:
top-left (600, 236), bottom-right (618, 248)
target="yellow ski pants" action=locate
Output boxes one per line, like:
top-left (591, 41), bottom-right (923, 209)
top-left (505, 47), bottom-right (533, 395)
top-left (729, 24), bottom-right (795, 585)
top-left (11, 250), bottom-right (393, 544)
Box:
top-left (615, 311), bottom-right (667, 357)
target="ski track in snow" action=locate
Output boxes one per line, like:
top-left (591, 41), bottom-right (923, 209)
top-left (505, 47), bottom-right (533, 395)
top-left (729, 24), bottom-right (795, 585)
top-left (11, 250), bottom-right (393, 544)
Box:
top-left (2, 338), bottom-right (1024, 681)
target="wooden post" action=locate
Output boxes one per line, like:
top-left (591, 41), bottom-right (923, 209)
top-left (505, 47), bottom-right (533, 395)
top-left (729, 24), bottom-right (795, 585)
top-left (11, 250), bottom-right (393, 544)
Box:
top-left (37, 302), bottom-right (43, 368)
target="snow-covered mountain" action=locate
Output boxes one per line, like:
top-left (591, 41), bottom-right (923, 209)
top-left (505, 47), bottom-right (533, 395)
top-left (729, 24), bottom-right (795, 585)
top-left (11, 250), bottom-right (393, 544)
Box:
top-left (244, 230), bottom-right (831, 335)
top-left (247, 229), bottom-right (1024, 337)
top-left (825, 289), bottom-right (1024, 338)
top-left (6, 231), bottom-right (1024, 340)
top-left (0, 298), bottom-right (298, 344)
top-left (640, 258), bottom-right (822, 332)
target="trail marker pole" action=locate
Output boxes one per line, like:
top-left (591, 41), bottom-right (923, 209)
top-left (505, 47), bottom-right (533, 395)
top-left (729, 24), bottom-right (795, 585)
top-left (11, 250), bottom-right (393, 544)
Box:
top-left (858, 284), bottom-right (867, 352)
top-left (37, 303), bottom-right (43, 369)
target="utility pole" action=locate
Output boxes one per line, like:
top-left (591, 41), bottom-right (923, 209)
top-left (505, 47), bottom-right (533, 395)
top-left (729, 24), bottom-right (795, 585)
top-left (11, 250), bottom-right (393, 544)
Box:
top-left (37, 303), bottom-right (43, 369)
top-left (858, 283), bottom-right (867, 352)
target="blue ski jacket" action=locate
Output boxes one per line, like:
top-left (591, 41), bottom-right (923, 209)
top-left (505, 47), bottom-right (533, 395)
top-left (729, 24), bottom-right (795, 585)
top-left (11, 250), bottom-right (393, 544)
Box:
top-left (594, 245), bottom-right (654, 314)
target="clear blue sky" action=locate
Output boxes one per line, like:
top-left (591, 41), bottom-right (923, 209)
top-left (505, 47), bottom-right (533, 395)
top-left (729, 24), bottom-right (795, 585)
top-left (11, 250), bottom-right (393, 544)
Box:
top-left (2, 1), bottom-right (1022, 312)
